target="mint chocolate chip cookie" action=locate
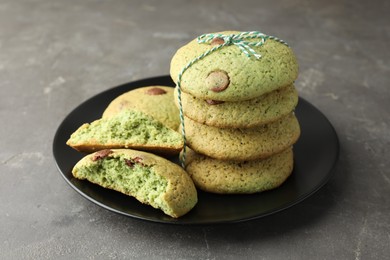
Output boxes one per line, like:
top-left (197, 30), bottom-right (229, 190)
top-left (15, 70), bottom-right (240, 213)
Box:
top-left (182, 113), bottom-right (300, 161)
top-left (170, 31), bottom-right (298, 101)
top-left (175, 84), bottom-right (298, 128)
top-left (72, 149), bottom-right (197, 218)
top-left (184, 147), bottom-right (293, 194)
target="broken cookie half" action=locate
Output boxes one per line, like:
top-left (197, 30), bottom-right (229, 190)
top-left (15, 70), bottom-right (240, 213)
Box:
top-left (72, 149), bottom-right (197, 218)
top-left (66, 109), bottom-right (183, 156)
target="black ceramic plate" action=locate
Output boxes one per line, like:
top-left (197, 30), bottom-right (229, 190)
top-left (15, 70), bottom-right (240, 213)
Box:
top-left (53, 75), bottom-right (339, 225)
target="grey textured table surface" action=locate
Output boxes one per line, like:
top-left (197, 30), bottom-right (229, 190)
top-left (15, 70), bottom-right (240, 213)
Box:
top-left (1, 0), bottom-right (389, 259)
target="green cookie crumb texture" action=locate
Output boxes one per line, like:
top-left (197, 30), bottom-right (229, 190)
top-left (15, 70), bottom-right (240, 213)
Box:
top-left (102, 86), bottom-right (180, 130)
top-left (66, 109), bottom-right (183, 155)
top-left (183, 113), bottom-right (300, 161)
top-left (72, 149), bottom-right (198, 218)
top-left (175, 84), bottom-right (298, 128)
top-left (170, 30), bottom-right (299, 101)
top-left (185, 147), bottom-right (293, 194)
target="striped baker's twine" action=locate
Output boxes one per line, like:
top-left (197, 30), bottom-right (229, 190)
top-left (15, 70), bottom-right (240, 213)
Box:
top-left (177, 31), bottom-right (288, 167)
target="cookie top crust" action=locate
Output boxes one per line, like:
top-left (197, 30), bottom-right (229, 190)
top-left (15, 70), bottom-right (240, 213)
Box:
top-left (170, 31), bottom-right (299, 101)
top-left (102, 86), bottom-right (180, 130)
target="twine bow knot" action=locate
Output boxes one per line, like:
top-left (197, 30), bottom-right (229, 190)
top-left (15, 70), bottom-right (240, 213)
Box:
top-left (197, 31), bottom-right (288, 59)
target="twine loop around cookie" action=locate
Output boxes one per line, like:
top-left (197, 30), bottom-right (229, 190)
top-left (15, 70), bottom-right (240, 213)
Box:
top-left (177, 31), bottom-right (288, 167)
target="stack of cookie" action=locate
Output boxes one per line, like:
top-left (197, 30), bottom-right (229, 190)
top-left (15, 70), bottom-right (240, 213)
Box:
top-left (170, 31), bottom-right (300, 194)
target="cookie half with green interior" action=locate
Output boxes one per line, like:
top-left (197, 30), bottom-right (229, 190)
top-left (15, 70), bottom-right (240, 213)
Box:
top-left (170, 30), bottom-right (298, 102)
top-left (184, 147), bottom-right (293, 194)
top-left (174, 84), bottom-right (298, 128)
top-left (102, 86), bottom-right (180, 130)
top-left (66, 109), bottom-right (183, 155)
top-left (72, 149), bottom-right (198, 218)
